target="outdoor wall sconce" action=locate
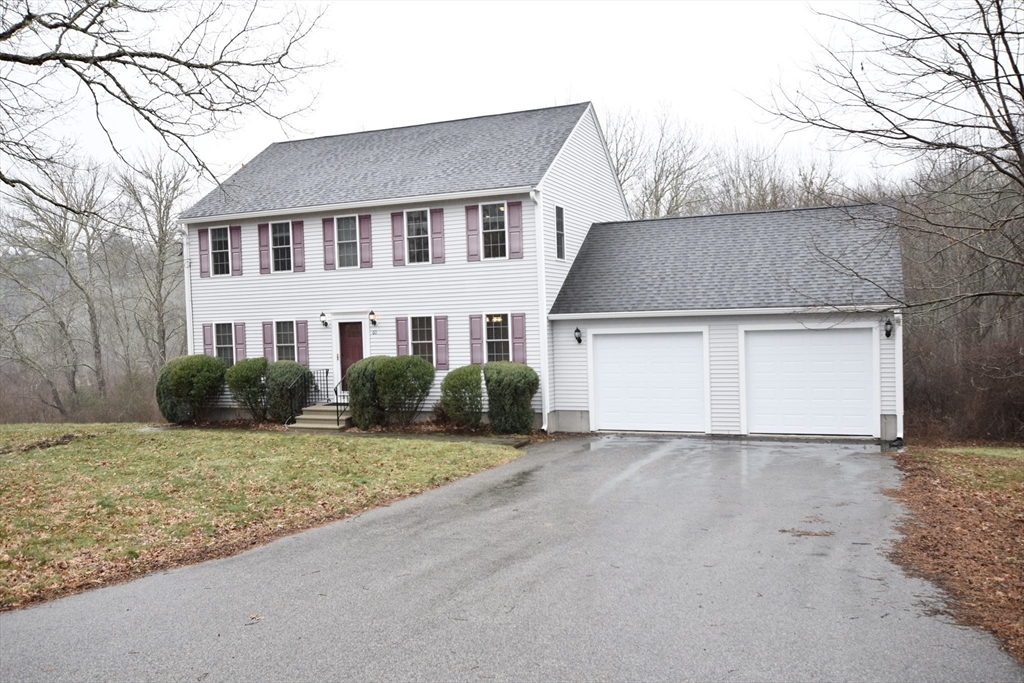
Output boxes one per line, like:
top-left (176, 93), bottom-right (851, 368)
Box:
top-left (320, 312), bottom-right (328, 328)
top-left (884, 319), bottom-right (893, 338)
top-left (368, 310), bottom-right (378, 326)
top-left (574, 327), bottom-right (582, 344)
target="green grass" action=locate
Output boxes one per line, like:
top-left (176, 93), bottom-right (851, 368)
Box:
top-left (940, 446), bottom-right (1024, 462)
top-left (0, 423), bottom-right (520, 609)
top-left (914, 445), bottom-right (1024, 490)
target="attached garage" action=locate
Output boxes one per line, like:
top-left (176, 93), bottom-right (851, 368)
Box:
top-left (591, 331), bottom-right (707, 432)
top-left (742, 327), bottom-right (877, 437)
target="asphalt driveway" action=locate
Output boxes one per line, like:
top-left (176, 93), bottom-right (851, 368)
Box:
top-left (2, 436), bottom-right (1022, 682)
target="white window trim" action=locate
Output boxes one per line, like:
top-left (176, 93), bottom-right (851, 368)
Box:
top-left (404, 208), bottom-right (431, 265)
top-left (270, 221), bottom-right (293, 273)
top-left (335, 214), bottom-right (360, 269)
top-left (210, 226), bottom-right (231, 277)
top-left (480, 201), bottom-right (508, 260)
top-left (408, 314), bottom-right (436, 367)
top-left (584, 325), bottom-right (711, 434)
top-left (555, 206), bottom-right (565, 261)
top-left (274, 319), bottom-right (297, 362)
top-left (736, 320), bottom-right (882, 439)
top-left (214, 321), bottom-right (235, 366)
top-left (483, 311), bottom-right (513, 363)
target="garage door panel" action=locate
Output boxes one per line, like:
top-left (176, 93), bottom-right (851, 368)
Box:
top-left (746, 328), bottom-right (873, 436)
top-left (593, 332), bottom-right (705, 432)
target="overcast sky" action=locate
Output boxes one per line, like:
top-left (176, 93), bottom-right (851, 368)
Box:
top-left (80, 1), bottom-right (881, 197)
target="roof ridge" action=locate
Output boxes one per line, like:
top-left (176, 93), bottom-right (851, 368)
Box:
top-left (267, 102), bottom-right (592, 148)
top-left (590, 203), bottom-right (881, 227)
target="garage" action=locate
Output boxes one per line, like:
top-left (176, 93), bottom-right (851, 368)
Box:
top-left (592, 331), bottom-right (706, 432)
top-left (744, 327), bottom-right (875, 436)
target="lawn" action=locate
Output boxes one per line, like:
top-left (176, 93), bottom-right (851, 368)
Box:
top-left (890, 444), bottom-right (1024, 664)
top-left (0, 423), bottom-right (520, 610)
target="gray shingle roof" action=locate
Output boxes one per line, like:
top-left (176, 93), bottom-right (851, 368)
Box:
top-left (180, 103), bottom-right (591, 220)
top-left (550, 205), bottom-right (904, 314)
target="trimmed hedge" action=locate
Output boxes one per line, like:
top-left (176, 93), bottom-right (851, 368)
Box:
top-left (225, 357), bottom-right (268, 422)
top-left (156, 354), bottom-right (226, 424)
top-left (377, 355), bottom-right (435, 427)
top-left (483, 362), bottom-right (539, 434)
top-left (347, 356), bottom-right (388, 429)
top-left (440, 364), bottom-right (482, 428)
top-left (265, 361), bottom-right (313, 424)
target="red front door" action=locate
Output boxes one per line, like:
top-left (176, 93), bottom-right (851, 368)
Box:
top-left (339, 322), bottom-right (364, 391)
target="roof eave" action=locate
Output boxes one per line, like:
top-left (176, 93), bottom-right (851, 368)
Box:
top-left (548, 304), bottom-right (901, 320)
top-left (178, 185), bottom-right (536, 225)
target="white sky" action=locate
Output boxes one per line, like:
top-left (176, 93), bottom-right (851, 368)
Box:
top-left (78, 0), bottom-right (882, 199)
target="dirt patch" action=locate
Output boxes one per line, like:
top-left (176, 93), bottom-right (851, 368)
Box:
top-left (0, 434), bottom-right (80, 456)
top-left (888, 447), bottom-right (1024, 665)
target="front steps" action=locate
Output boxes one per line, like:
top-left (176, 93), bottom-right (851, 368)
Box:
top-left (289, 403), bottom-right (351, 434)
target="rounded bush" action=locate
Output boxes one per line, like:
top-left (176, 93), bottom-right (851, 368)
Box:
top-left (376, 356), bottom-right (435, 427)
top-left (156, 354), bottom-right (226, 424)
top-left (483, 362), bottom-right (539, 434)
top-left (440, 364), bottom-right (482, 428)
top-left (347, 356), bottom-right (388, 429)
top-left (225, 357), bottom-right (268, 423)
top-left (265, 360), bottom-right (313, 424)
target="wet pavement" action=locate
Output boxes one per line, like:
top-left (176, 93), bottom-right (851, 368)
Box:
top-left (2, 435), bottom-right (1022, 682)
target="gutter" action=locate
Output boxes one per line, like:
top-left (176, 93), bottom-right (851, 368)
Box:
top-left (548, 304), bottom-right (900, 320)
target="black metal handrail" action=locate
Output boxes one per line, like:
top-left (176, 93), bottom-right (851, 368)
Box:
top-left (283, 368), bottom-right (332, 424)
top-left (333, 371), bottom-right (351, 427)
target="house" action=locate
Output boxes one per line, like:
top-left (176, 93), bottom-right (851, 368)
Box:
top-left (180, 103), bottom-right (904, 441)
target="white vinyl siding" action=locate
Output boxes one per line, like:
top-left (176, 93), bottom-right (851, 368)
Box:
top-left (187, 194), bottom-right (542, 412)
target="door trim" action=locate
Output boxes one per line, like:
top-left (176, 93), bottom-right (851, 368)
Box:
top-left (586, 325), bottom-right (711, 433)
top-left (737, 321), bottom-right (881, 438)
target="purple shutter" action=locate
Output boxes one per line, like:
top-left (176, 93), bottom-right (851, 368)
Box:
top-left (262, 321), bottom-right (274, 359)
top-left (396, 317), bottom-right (409, 356)
top-left (296, 320), bottom-right (309, 367)
top-left (202, 323), bottom-right (214, 356)
top-left (469, 315), bottom-right (483, 365)
top-left (359, 214), bottom-right (373, 268)
top-left (511, 313), bottom-right (526, 363)
top-left (229, 226), bottom-right (243, 276)
top-left (430, 208), bottom-right (445, 264)
top-left (198, 229), bottom-right (210, 278)
top-left (391, 212), bottom-right (405, 266)
top-left (434, 316), bottom-right (449, 370)
top-left (508, 201), bottom-right (523, 259)
top-left (322, 217), bottom-right (336, 270)
top-left (258, 224), bottom-right (270, 274)
top-left (465, 205), bottom-right (480, 262)
top-left (292, 221), bottom-right (305, 272)
top-left (234, 322), bottom-right (246, 361)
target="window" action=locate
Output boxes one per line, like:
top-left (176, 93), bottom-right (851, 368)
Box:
top-left (482, 203), bottom-right (506, 259)
top-left (486, 313), bottom-right (510, 362)
top-left (556, 206), bottom-right (565, 260)
top-left (215, 323), bottom-right (234, 367)
top-left (276, 321), bottom-right (295, 361)
top-left (406, 210), bottom-right (430, 263)
top-left (411, 317), bottom-right (433, 365)
top-left (337, 216), bottom-right (358, 268)
top-left (211, 227), bottom-right (230, 275)
top-left (271, 222), bottom-right (291, 272)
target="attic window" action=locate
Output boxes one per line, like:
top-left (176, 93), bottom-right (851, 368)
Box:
top-left (271, 222), bottom-right (292, 272)
top-left (482, 203), bottom-right (506, 259)
top-left (556, 206), bottom-right (565, 260)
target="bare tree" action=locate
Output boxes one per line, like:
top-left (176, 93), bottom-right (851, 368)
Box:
top-left (0, 0), bottom-right (325, 210)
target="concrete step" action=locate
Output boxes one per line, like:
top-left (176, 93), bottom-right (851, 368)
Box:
top-left (290, 405), bottom-right (352, 432)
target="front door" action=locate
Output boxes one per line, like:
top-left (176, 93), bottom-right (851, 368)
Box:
top-left (339, 322), bottom-right (364, 391)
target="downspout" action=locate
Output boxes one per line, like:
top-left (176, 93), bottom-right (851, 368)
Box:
top-left (182, 223), bottom-right (195, 356)
top-left (532, 187), bottom-right (550, 432)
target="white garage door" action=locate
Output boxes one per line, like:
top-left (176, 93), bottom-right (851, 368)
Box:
top-left (745, 328), bottom-right (874, 436)
top-left (592, 332), bottom-right (706, 432)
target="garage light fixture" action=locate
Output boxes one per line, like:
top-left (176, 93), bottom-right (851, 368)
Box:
top-left (884, 319), bottom-right (893, 338)
top-left (368, 310), bottom-right (378, 326)
top-left (574, 327), bottom-right (582, 344)
top-left (319, 312), bottom-right (328, 328)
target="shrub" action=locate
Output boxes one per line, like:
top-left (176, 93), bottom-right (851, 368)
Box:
top-left (347, 356), bottom-right (388, 430)
top-left (265, 361), bottom-right (313, 424)
top-left (440, 364), bottom-right (483, 429)
top-left (376, 356), bottom-right (435, 427)
top-left (225, 357), bottom-right (268, 422)
top-left (156, 354), bottom-right (227, 424)
top-left (483, 362), bottom-right (539, 434)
